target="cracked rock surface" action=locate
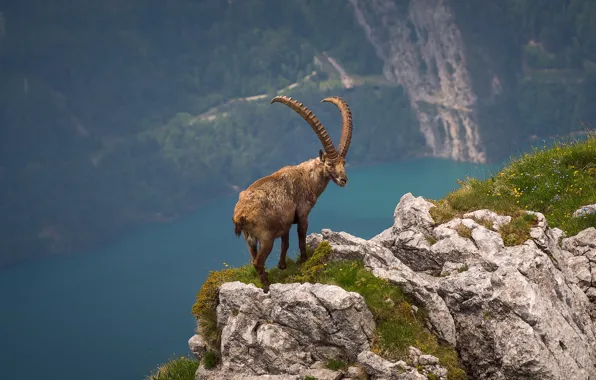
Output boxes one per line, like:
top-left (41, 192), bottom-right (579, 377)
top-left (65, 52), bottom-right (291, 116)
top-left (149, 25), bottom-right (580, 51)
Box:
top-left (195, 281), bottom-right (374, 379)
top-left (192, 192), bottom-right (596, 380)
top-left (310, 193), bottom-right (596, 379)
top-left (357, 347), bottom-right (447, 380)
top-left (562, 227), bottom-right (596, 315)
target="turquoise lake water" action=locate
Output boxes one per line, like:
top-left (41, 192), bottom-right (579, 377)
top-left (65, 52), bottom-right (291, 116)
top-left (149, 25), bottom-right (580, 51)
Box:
top-left (0, 158), bottom-right (496, 380)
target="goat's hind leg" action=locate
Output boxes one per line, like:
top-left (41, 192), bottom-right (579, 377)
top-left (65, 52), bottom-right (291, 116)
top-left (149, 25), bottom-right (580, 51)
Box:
top-left (254, 237), bottom-right (274, 292)
top-left (243, 232), bottom-right (258, 262)
top-left (278, 231), bottom-right (289, 270)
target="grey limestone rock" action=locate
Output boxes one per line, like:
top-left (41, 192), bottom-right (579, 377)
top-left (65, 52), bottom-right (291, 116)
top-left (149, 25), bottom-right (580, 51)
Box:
top-left (196, 281), bottom-right (374, 379)
top-left (573, 204), bottom-right (596, 218)
top-left (188, 334), bottom-right (207, 361)
top-left (357, 350), bottom-right (440, 380)
top-left (192, 192), bottom-right (596, 380)
top-left (313, 193), bottom-right (596, 379)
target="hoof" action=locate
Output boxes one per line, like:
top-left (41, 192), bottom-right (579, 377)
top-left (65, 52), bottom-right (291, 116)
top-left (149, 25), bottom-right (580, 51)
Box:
top-left (262, 284), bottom-right (270, 293)
top-left (277, 262), bottom-right (287, 270)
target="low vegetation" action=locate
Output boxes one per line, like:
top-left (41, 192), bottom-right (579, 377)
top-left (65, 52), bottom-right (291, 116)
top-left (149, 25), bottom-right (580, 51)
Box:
top-left (146, 356), bottom-right (198, 380)
top-left (325, 358), bottom-right (347, 371)
top-left (430, 132), bottom-right (596, 241)
top-left (190, 242), bottom-right (467, 379)
top-left (151, 131), bottom-right (595, 380)
top-left (202, 351), bottom-right (219, 370)
top-left (454, 224), bottom-right (473, 239)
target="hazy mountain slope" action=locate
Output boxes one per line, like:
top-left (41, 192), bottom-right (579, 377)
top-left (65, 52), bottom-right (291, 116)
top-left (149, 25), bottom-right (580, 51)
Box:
top-left (1, 0), bottom-right (595, 265)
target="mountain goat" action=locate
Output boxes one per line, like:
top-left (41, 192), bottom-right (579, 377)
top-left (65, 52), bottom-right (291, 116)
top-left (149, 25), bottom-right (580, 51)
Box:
top-left (232, 95), bottom-right (353, 291)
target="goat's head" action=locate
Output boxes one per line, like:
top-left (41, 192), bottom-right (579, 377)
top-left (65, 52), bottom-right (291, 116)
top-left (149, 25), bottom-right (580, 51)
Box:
top-left (319, 150), bottom-right (348, 187)
top-left (271, 95), bottom-right (353, 187)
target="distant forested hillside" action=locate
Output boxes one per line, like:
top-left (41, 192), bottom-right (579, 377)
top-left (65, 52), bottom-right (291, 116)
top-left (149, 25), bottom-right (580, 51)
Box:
top-left (0, 0), bottom-right (595, 265)
top-left (498, 0), bottom-right (596, 135)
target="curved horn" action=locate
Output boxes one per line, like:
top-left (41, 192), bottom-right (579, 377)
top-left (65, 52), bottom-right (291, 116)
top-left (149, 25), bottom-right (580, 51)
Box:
top-left (271, 95), bottom-right (338, 159)
top-left (321, 96), bottom-right (352, 158)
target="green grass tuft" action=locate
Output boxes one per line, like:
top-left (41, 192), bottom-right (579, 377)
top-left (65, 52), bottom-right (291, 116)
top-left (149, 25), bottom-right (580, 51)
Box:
top-left (202, 350), bottom-right (219, 370)
top-left (430, 132), bottom-right (596, 237)
top-left (500, 213), bottom-right (538, 246)
top-left (428, 199), bottom-right (457, 225)
top-left (146, 356), bottom-right (198, 380)
top-left (286, 241), bottom-right (334, 283)
top-left (454, 224), bottom-right (473, 239)
top-left (326, 358), bottom-right (347, 371)
top-left (424, 234), bottom-right (438, 245)
top-left (470, 216), bottom-right (494, 230)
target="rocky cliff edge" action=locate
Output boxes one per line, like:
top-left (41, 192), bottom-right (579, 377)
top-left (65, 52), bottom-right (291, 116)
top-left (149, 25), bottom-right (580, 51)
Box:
top-left (189, 193), bottom-right (596, 380)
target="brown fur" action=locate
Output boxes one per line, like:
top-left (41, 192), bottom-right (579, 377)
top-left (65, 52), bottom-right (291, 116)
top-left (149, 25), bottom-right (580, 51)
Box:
top-left (232, 95), bottom-right (352, 292)
top-left (232, 154), bottom-right (348, 291)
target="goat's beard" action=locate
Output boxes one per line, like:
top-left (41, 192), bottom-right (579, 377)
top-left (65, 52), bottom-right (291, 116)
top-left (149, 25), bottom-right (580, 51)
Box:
top-left (330, 176), bottom-right (346, 187)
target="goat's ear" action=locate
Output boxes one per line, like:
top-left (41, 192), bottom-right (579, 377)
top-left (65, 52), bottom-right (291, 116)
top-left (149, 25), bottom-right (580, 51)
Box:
top-left (319, 149), bottom-right (325, 162)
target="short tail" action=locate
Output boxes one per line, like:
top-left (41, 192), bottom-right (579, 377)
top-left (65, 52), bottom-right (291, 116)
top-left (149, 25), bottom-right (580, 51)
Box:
top-left (234, 216), bottom-right (245, 237)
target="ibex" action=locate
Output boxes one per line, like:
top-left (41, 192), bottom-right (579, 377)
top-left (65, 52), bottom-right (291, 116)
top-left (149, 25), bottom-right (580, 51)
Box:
top-left (232, 95), bottom-right (353, 291)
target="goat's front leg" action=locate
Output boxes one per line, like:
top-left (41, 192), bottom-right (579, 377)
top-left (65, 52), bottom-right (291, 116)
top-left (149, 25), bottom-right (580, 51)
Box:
top-left (278, 231), bottom-right (289, 270)
top-left (254, 238), bottom-right (274, 293)
top-left (297, 218), bottom-right (309, 264)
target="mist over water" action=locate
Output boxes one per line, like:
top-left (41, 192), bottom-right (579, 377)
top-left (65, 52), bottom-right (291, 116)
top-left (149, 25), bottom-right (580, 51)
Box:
top-left (0, 158), bottom-right (495, 380)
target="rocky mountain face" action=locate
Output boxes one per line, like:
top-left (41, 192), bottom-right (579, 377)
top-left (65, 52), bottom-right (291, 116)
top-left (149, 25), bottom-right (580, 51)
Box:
top-left (349, 0), bottom-right (517, 163)
top-left (189, 193), bottom-right (596, 379)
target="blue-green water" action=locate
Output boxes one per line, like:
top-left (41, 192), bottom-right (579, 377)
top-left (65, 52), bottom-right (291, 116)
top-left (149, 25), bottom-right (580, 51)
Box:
top-left (0, 158), bottom-right (495, 380)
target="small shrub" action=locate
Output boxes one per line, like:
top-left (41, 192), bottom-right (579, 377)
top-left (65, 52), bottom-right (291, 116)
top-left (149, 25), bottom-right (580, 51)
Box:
top-left (146, 356), bottom-right (198, 380)
top-left (304, 376), bottom-right (317, 380)
top-left (427, 374), bottom-right (439, 380)
top-left (287, 241), bottom-right (334, 283)
top-left (428, 200), bottom-right (456, 225)
top-left (499, 213), bottom-right (538, 246)
top-left (457, 264), bottom-right (469, 273)
top-left (470, 217), bottom-right (494, 230)
top-left (326, 358), bottom-right (347, 371)
top-left (454, 224), bottom-right (472, 239)
top-left (202, 350), bottom-right (219, 370)
top-left (424, 234), bottom-right (437, 245)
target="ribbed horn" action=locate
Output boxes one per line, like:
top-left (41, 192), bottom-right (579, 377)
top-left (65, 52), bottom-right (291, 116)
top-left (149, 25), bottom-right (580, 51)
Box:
top-left (321, 96), bottom-right (352, 158)
top-left (271, 95), bottom-right (338, 159)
